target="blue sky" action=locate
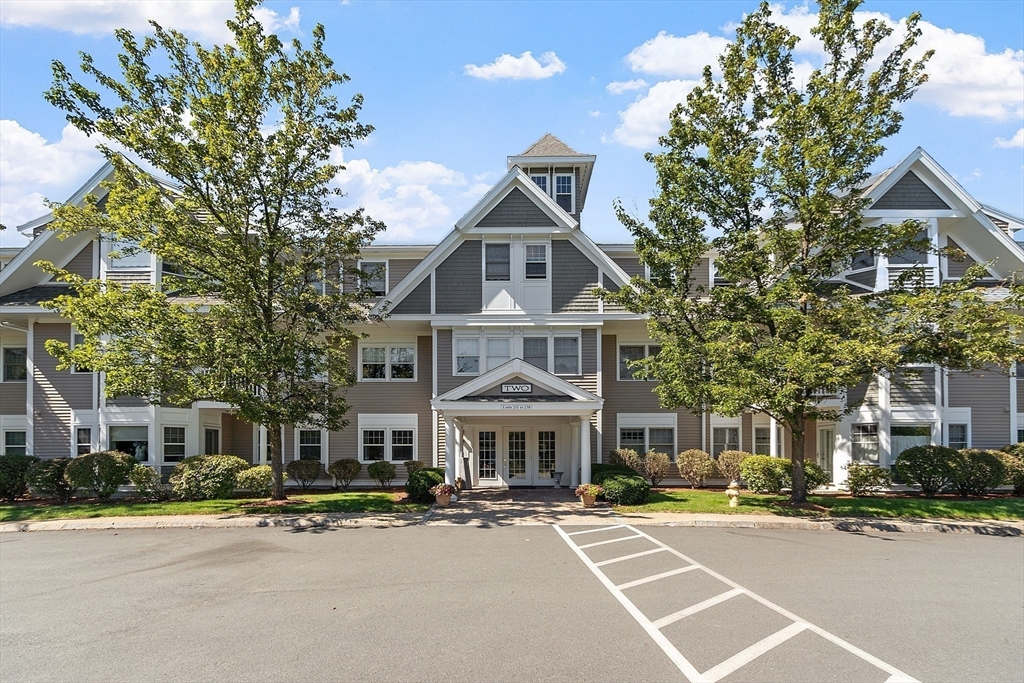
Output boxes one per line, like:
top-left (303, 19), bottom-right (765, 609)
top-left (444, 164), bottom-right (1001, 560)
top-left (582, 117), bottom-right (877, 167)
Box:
top-left (1, 0), bottom-right (1022, 248)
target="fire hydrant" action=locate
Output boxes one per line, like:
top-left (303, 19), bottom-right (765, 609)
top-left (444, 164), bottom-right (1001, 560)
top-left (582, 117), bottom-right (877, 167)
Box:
top-left (726, 481), bottom-right (741, 508)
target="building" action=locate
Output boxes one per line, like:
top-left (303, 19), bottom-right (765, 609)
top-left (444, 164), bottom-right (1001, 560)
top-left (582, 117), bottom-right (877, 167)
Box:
top-left (1, 135), bottom-right (1022, 487)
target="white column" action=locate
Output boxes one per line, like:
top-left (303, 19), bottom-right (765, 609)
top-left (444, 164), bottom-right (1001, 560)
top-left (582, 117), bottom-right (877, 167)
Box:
top-left (25, 319), bottom-right (35, 456)
top-left (1010, 369), bottom-right (1018, 445)
top-left (580, 416), bottom-right (592, 484)
top-left (570, 418), bottom-right (580, 487)
top-left (769, 415), bottom-right (779, 458)
top-left (454, 420), bottom-right (465, 484)
top-left (444, 416), bottom-right (456, 485)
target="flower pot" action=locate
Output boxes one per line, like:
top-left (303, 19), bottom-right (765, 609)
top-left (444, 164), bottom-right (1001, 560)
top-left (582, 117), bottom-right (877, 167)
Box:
top-left (435, 493), bottom-right (452, 507)
top-left (579, 493), bottom-right (597, 507)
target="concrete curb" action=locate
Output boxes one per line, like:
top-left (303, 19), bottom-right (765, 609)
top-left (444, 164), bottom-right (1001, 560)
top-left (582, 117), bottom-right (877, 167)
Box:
top-left (617, 513), bottom-right (1024, 536)
top-left (0, 512), bottom-right (424, 533)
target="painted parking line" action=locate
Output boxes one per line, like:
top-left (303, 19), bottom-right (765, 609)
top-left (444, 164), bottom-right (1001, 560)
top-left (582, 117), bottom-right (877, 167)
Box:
top-left (553, 523), bottom-right (919, 683)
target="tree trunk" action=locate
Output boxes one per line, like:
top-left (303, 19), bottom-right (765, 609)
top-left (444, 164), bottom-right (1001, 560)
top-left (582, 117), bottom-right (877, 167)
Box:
top-left (789, 418), bottom-right (807, 504)
top-left (269, 423), bottom-right (286, 500)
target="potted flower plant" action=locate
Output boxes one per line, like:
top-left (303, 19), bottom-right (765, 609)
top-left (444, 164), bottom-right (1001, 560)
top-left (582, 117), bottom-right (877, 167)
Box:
top-left (430, 483), bottom-right (457, 507)
top-left (575, 483), bottom-right (603, 507)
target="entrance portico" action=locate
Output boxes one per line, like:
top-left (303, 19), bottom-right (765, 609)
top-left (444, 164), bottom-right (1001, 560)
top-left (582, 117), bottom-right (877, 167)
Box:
top-left (431, 359), bottom-right (603, 488)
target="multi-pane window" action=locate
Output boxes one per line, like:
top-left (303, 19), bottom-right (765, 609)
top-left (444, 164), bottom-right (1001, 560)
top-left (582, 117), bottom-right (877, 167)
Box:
top-left (555, 175), bottom-right (573, 213)
top-left (3, 431), bottom-right (26, 456)
top-left (456, 338), bottom-right (480, 374)
top-left (391, 430), bottom-right (414, 461)
top-left (485, 244), bottom-right (511, 281)
top-left (619, 427), bottom-right (675, 459)
top-left (486, 338), bottom-right (510, 371)
top-left (360, 426), bottom-right (416, 463)
top-left (948, 424), bottom-right (968, 450)
top-left (553, 337), bottom-right (579, 375)
top-left (712, 427), bottom-right (739, 458)
top-left (298, 429), bottom-right (323, 461)
top-left (523, 337), bottom-right (548, 371)
top-left (889, 230), bottom-right (929, 265)
top-left (525, 245), bottom-right (547, 279)
top-left (109, 240), bottom-right (150, 268)
top-left (537, 431), bottom-right (556, 477)
top-left (110, 425), bottom-right (149, 461)
top-left (361, 429), bottom-right (385, 461)
top-left (163, 426), bottom-right (186, 463)
top-left (360, 261), bottom-right (387, 296)
top-left (360, 345), bottom-right (415, 381)
top-left (2, 348), bottom-right (27, 381)
top-left (76, 427), bottom-right (92, 456)
top-left (754, 427), bottom-right (771, 455)
top-left (619, 344), bottom-right (660, 380)
top-left (619, 428), bottom-right (646, 451)
top-left (531, 175), bottom-right (548, 193)
top-left (478, 431), bottom-right (496, 479)
top-left (851, 424), bottom-right (879, 463)
top-left (204, 428), bottom-right (220, 455)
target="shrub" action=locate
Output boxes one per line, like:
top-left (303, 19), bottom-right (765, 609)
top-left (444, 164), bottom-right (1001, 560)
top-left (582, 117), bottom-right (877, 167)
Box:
top-left (608, 448), bottom-right (640, 469)
top-left (286, 459), bottom-right (323, 490)
top-left (367, 461), bottom-right (397, 488)
top-left (996, 447), bottom-right (1024, 496)
top-left (328, 459), bottom-right (361, 491)
top-left (237, 465), bottom-right (274, 497)
top-left (592, 464), bottom-right (639, 486)
top-left (740, 455), bottom-right (787, 493)
top-left (404, 460), bottom-right (425, 477)
top-left (600, 474), bottom-right (650, 506)
top-left (844, 463), bottom-right (892, 497)
top-left (130, 464), bottom-right (171, 501)
top-left (947, 449), bottom-right (1006, 497)
top-left (66, 451), bottom-right (136, 501)
top-left (895, 445), bottom-right (957, 496)
top-left (784, 460), bottom-right (830, 492)
top-left (27, 458), bottom-right (77, 504)
top-left (676, 449), bottom-right (715, 488)
top-left (405, 467), bottom-right (444, 502)
top-left (0, 454), bottom-right (40, 501)
top-left (170, 454), bottom-right (249, 501)
top-left (715, 450), bottom-right (750, 483)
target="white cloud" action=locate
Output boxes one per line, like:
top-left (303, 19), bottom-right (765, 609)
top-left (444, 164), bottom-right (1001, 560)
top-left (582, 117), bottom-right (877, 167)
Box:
top-left (612, 80), bottom-right (700, 149)
top-left (588, 110), bottom-right (602, 118)
top-left (0, 120), bottom-right (104, 232)
top-left (464, 51), bottom-right (566, 81)
top-left (995, 128), bottom-right (1024, 149)
top-left (332, 154), bottom-right (472, 243)
top-left (625, 31), bottom-right (730, 78)
top-left (0, 1), bottom-right (300, 43)
top-left (606, 79), bottom-right (649, 94)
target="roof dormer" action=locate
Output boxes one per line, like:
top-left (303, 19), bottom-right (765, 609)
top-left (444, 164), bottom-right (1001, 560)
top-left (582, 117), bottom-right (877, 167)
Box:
top-left (507, 134), bottom-right (595, 220)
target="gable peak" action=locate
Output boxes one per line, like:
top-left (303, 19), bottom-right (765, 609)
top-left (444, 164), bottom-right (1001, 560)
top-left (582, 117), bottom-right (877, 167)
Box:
top-left (519, 133), bottom-right (585, 157)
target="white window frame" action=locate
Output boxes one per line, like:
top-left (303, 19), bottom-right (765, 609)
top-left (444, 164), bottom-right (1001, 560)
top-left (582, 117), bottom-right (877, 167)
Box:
top-left (485, 337), bottom-right (511, 372)
top-left (1, 345), bottom-right (27, 383)
top-left (75, 426), bottom-right (95, 456)
top-left (108, 424), bottom-right (151, 462)
top-left (2, 429), bottom-right (27, 456)
top-left (105, 238), bottom-right (152, 269)
top-left (947, 423), bottom-right (969, 450)
top-left (616, 413), bottom-right (677, 460)
top-left (554, 173), bottom-right (575, 214)
top-left (357, 260), bottom-right (388, 297)
top-left (294, 426), bottom-right (328, 465)
top-left (552, 336), bottom-right (581, 376)
top-left (162, 425), bottom-right (187, 463)
top-left (618, 343), bottom-right (660, 381)
top-left (454, 336), bottom-right (481, 376)
top-left (851, 423), bottom-right (880, 464)
top-left (524, 243), bottom-right (548, 281)
top-left (358, 342), bottom-right (417, 382)
top-left (484, 243), bottom-right (512, 282)
top-left (530, 174), bottom-right (548, 194)
top-left (357, 414), bottom-right (418, 464)
top-left (711, 427), bottom-right (740, 458)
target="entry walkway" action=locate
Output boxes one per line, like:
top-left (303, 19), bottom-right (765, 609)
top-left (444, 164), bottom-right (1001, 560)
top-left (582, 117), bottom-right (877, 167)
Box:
top-left (424, 487), bottom-right (619, 526)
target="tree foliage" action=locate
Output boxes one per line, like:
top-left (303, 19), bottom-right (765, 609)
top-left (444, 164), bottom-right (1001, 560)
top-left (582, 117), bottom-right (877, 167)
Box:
top-left (38, 0), bottom-right (382, 498)
top-left (607, 0), bottom-right (1024, 502)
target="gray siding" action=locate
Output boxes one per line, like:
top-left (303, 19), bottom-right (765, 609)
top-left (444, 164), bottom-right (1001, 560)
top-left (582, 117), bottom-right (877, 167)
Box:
top-left (63, 242), bottom-right (94, 278)
top-left (602, 275), bottom-right (625, 312)
top-left (848, 378), bottom-right (879, 407)
top-left (949, 368), bottom-right (1010, 448)
top-left (436, 329), bottom-right (474, 395)
top-left (1, 381), bottom-right (26, 415)
top-left (891, 369), bottom-right (936, 406)
top-left (392, 275), bottom-right (431, 315)
top-left (690, 258), bottom-right (710, 296)
top-left (847, 269), bottom-right (877, 288)
top-left (34, 323), bottom-right (93, 457)
top-left (552, 240), bottom-right (598, 313)
top-left (612, 256), bottom-right (644, 279)
top-left (222, 414), bottom-right (253, 462)
top-left (945, 239), bottom-right (977, 279)
top-left (435, 241), bottom-right (481, 314)
top-left (388, 259), bottom-right (421, 290)
top-left (872, 171), bottom-right (950, 210)
top-left (563, 328), bottom-right (598, 395)
top-left (476, 188), bottom-right (555, 228)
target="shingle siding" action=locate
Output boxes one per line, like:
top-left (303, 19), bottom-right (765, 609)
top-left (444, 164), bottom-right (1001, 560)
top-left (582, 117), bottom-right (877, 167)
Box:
top-left (945, 239), bottom-right (977, 279)
top-left (872, 171), bottom-right (950, 210)
top-left (63, 242), bottom-right (94, 279)
top-left (949, 368), bottom-right (1010, 448)
top-left (435, 241), bottom-right (481, 314)
top-left (612, 256), bottom-right (644, 279)
top-left (388, 259), bottom-right (421, 291)
top-left (392, 275), bottom-right (431, 315)
top-left (552, 240), bottom-right (598, 312)
top-left (847, 269), bottom-right (877, 288)
top-left (476, 188), bottom-right (555, 228)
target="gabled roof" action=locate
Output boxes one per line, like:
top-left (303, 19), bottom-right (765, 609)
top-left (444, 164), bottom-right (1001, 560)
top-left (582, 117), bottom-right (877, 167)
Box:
top-left (519, 133), bottom-right (586, 157)
top-left (432, 358), bottom-right (603, 409)
top-left (455, 166), bottom-right (578, 231)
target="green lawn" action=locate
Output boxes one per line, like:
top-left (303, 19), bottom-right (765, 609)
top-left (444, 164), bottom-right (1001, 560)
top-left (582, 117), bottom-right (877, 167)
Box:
top-left (0, 491), bottom-right (429, 523)
top-left (616, 488), bottom-right (1024, 521)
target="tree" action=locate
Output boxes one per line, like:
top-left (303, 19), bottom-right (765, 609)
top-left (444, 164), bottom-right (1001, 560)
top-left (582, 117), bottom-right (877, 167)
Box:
top-left (38, 0), bottom-right (382, 499)
top-left (607, 0), bottom-right (1024, 503)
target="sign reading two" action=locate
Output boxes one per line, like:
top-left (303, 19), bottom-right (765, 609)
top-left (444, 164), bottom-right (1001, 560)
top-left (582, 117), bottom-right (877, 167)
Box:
top-left (500, 383), bottom-right (532, 394)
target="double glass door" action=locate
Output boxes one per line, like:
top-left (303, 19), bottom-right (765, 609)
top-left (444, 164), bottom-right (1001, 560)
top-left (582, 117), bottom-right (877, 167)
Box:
top-left (477, 428), bottom-right (557, 486)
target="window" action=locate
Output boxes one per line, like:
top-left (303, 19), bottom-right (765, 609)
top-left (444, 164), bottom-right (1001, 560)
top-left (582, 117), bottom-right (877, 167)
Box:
top-left (361, 429), bottom-right (385, 461)
top-left (3, 431), bottom-right (26, 456)
top-left (525, 245), bottom-right (547, 279)
top-left (555, 174), bottom-right (573, 213)
top-left (619, 344), bottom-right (660, 381)
top-left (76, 427), bottom-right (92, 456)
top-left (358, 420), bottom-right (417, 463)
top-left (851, 250), bottom-right (874, 271)
top-left (889, 230), bottom-right (929, 265)
top-left (553, 337), bottom-right (579, 375)
top-left (531, 175), bottom-right (548, 193)
top-left (618, 427), bottom-right (676, 460)
top-left (71, 333), bottom-right (92, 373)
top-left (485, 243), bottom-right (510, 281)
top-left (2, 348), bottom-right (27, 381)
top-left (298, 429), bottom-right (323, 461)
top-left (391, 430), bottom-right (414, 461)
top-left (359, 261), bottom-right (386, 297)
top-left (163, 426), bottom-right (186, 463)
top-left (110, 425), bottom-right (149, 462)
top-left (486, 338), bottom-right (510, 371)
top-left (360, 344), bottom-right (415, 381)
top-left (456, 338), bottom-right (480, 374)
top-left (891, 425), bottom-right (930, 461)
top-left (619, 428), bottom-right (646, 451)
top-left (523, 337), bottom-right (548, 371)
top-left (108, 240), bottom-right (150, 268)
top-left (754, 427), bottom-right (771, 455)
top-left (204, 428), bottom-right (220, 455)
top-left (948, 424), bottom-right (968, 450)
top-left (712, 427), bottom-right (739, 458)
top-left (851, 424), bottom-right (879, 463)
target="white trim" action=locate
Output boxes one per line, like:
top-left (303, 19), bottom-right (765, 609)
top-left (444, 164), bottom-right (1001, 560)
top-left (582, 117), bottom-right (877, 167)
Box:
top-left (617, 342), bottom-right (659, 381)
top-left (356, 341), bottom-right (417, 383)
top-left (293, 425), bottom-right (329, 466)
top-left (434, 357), bottom-right (601, 405)
top-left (1, 428), bottom-right (28, 456)
top-left (357, 258), bottom-right (389, 296)
top-left (616, 413), bottom-right (678, 458)
top-left (25, 320), bottom-right (34, 456)
top-left (553, 172), bottom-right (575, 215)
top-left (456, 167), bottom-right (578, 232)
top-left (0, 343), bottom-right (28, 383)
top-left (356, 413), bottom-right (418, 464)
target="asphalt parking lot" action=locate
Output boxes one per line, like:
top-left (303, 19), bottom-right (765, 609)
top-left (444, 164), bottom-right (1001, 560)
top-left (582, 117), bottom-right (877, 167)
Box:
top-left (1, 525), bottom-right (1021, 683)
